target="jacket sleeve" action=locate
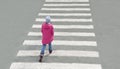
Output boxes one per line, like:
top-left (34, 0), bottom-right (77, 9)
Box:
top-left (41, 24), bottom-right (43, 33)
top-left (51, 25), bottom-right (54, 36)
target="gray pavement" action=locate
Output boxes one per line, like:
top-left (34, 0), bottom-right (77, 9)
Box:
top-left (0, 0), bottom-right (120, 69)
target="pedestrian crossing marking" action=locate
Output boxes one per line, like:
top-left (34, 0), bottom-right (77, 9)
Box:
top-left (23, 40), bottom-right (97, 46)
top-left (36, 18), bottom-right (92, 22)
top-left (42, 8), bottom-right (90, 11)
top-left (10, 63), bottom-right (102, 69)
top-left (44, 4), bottom-right (90, 6)
top-left (28, 32), bottom-right (95, 37)
top-left (9, 0), bottom-right (103, 69)
top-left (32, 24), bottom-right (94, 29)
top-left (38, 13), bottom-right (91, 16)
top-left (17, 50), bottom-right (99, 57)
top-left (46, 0), bottom-right (89, 2)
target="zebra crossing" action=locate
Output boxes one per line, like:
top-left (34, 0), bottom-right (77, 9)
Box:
top-left (10, 0), bottom-right (102, 69)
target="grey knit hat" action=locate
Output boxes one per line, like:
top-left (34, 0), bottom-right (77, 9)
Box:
top-left (45, 16), bottom-right (51, 23)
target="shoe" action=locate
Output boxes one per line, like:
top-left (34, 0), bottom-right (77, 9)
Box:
top-left (49, 50), bottom-right (52, 54)
top-left (39, 55), bottom-right (43, 62)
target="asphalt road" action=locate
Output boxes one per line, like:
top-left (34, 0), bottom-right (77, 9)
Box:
top-left (91, 0), bottom-right (120, 69)
top-left (0, 0), bottom-right (44, 69)
top-left (0, 0), bottom-right (120, 69)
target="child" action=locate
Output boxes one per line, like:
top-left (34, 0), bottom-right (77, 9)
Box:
top-left (39, 16), bottom-right (54, 62)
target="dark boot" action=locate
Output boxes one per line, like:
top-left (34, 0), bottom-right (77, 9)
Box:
top-left (49, 50), bottom-right (52, 54)
top-left (39, 55), bottom-right (43, 62)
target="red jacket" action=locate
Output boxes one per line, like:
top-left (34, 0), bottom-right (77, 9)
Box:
top-left (41, 22), bottom-right (54, 44)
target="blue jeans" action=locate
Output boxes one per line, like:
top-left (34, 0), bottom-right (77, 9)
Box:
top-left (40, 42), bottom-right (52, 55)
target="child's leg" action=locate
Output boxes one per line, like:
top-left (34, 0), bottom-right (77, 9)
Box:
top-left (40, 44), bottom-right (46, 55)
top-left (39, 44), bottom-right (46, 62)
top-left (48, 42), bottom-right (52, 54)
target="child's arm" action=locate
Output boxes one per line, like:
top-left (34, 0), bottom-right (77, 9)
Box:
top-left (41, 24), bottom-right (43, 33)
top-left (51, 25), bottom-right (54, 36)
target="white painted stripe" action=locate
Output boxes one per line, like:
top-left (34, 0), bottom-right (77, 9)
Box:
top-left (10, 63), bottom-right (102, 69)
top-left (38, 13), bottom-right (91, 16)
top-left (17, 50), bottom-right (99, 57)
top-left (28, 32), bottom-right (95, 37)
top-left (46, 0), bottom-right (89, 2)
top-left (23, 40), bottom-right (97, 46)
top-left (41, 8), bottom-right (90, 11)
top-left (35, 18), bottom-right (92, 22)
top-left (44, 4), bottom-right (90, 6)
top-left (32, 24), bottom-right (94, 29)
